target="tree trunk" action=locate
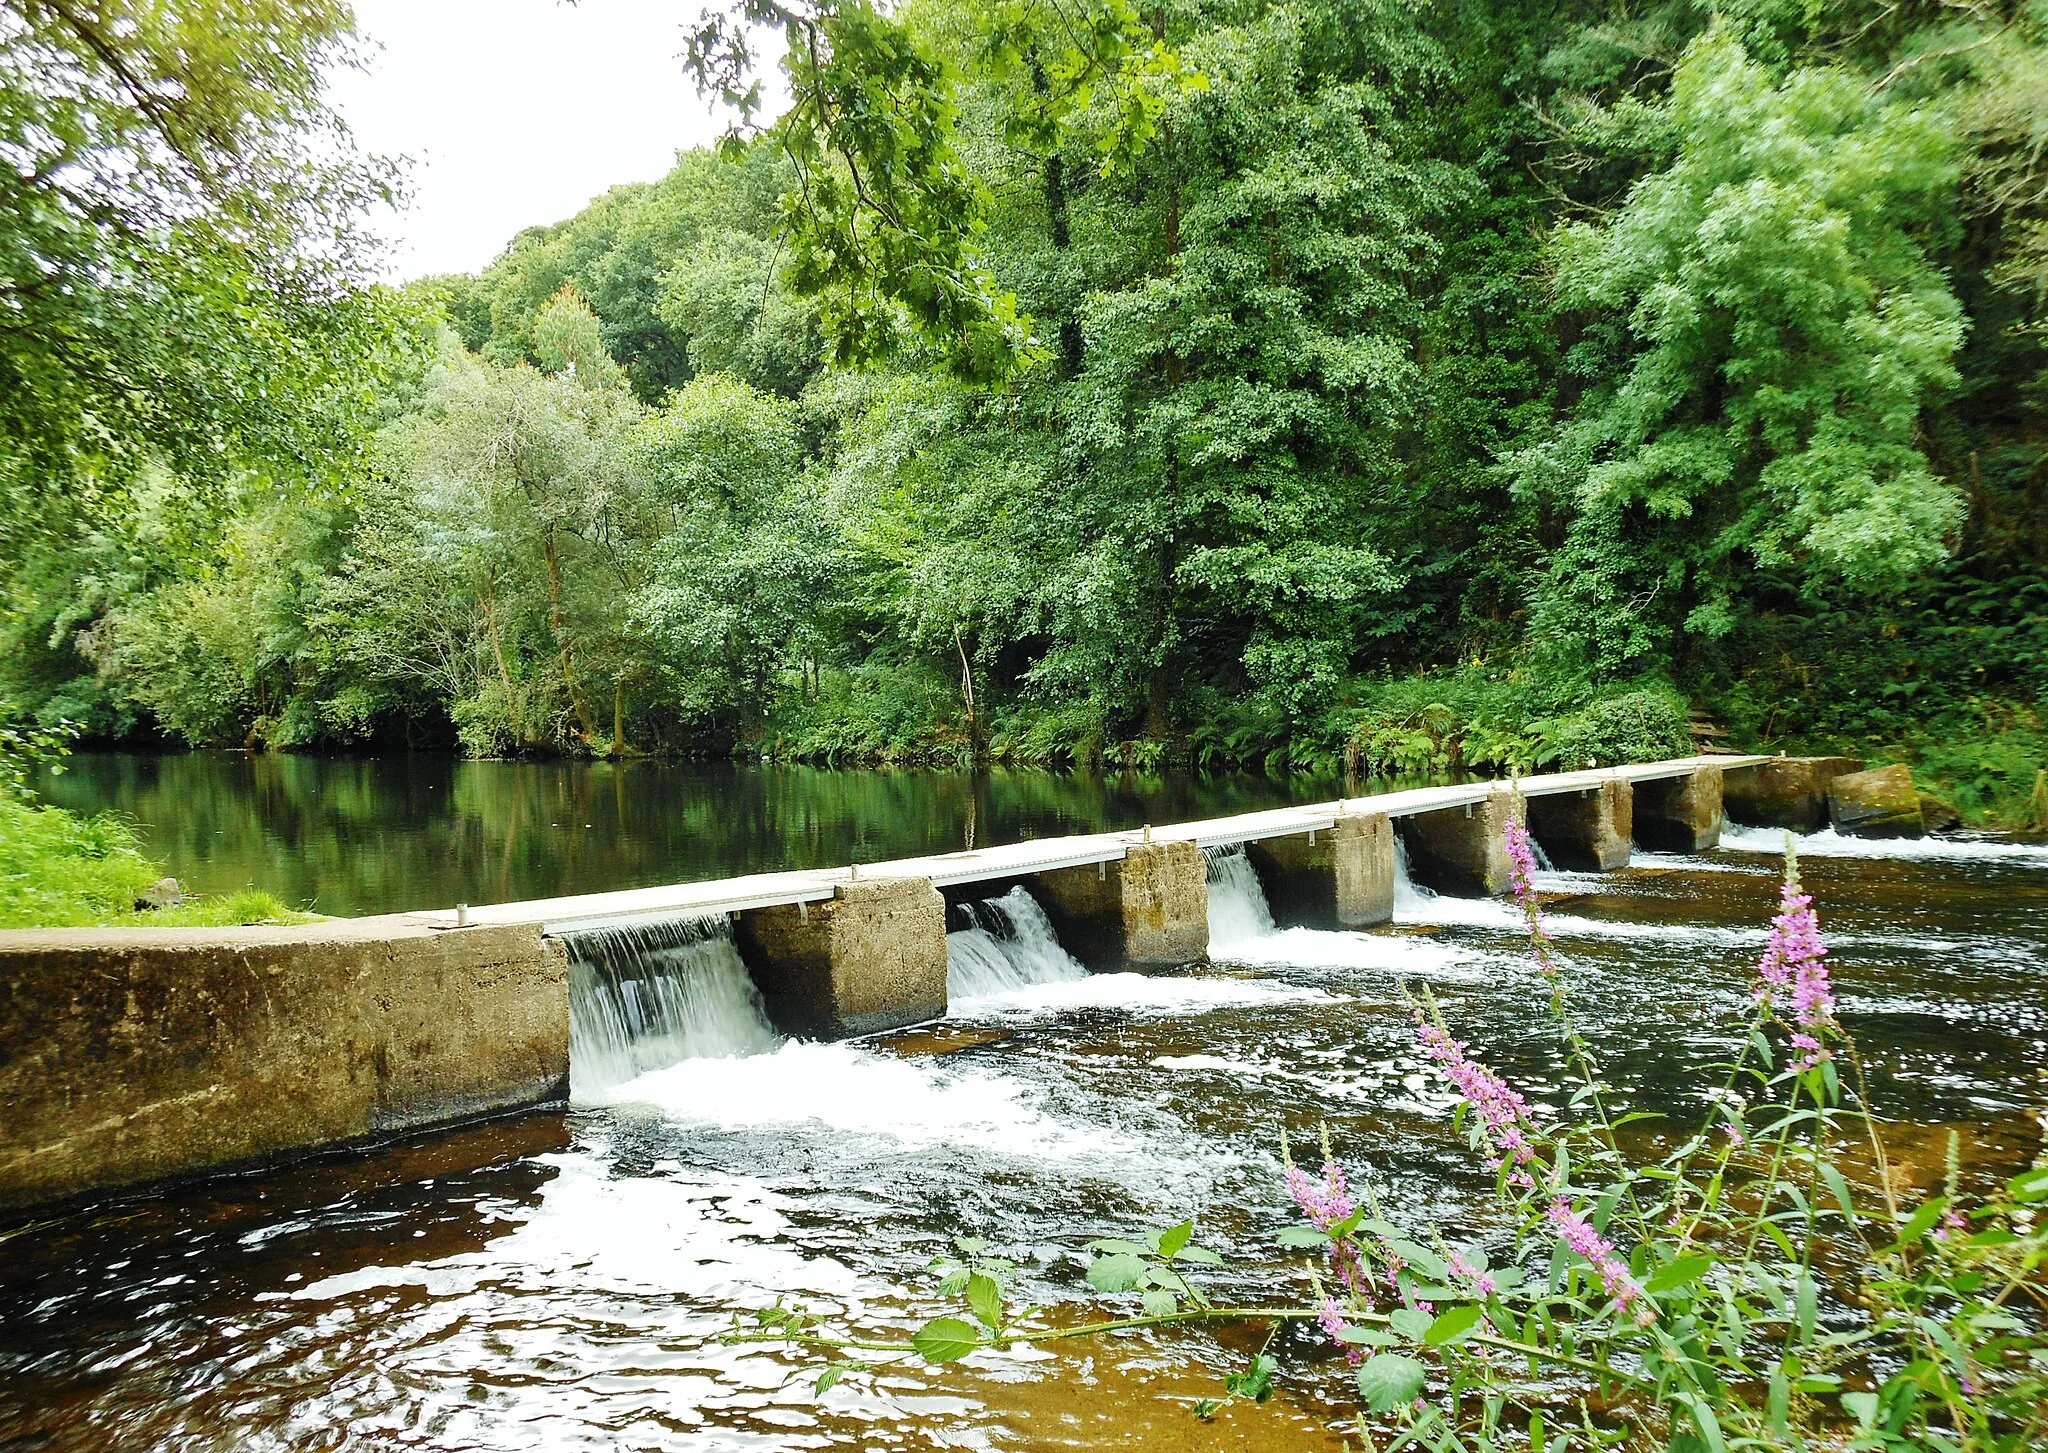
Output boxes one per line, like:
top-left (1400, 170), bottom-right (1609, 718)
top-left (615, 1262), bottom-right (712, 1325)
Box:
top-left (542, 525), bottom-right (598, 743)
top-left (482, 588), bottom-right (527, 747)
top-left (955, 625), bottom-right (981, 762)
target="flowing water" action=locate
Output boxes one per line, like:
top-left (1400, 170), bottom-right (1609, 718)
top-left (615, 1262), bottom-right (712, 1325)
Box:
top-left (562, 916), bottom-right (783, 1098)
top-left (3, 802), bottom-right (2045, 1450)
top-left (946, 887), bottom-right (1091, 1003)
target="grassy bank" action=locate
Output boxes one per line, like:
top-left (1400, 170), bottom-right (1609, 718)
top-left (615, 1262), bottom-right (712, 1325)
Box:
top-left (0, 791), bottom-right (305, 930)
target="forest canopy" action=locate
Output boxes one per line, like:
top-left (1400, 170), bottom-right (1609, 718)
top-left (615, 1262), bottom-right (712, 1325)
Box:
top-left (2, 0), bottom-right (2045, 814)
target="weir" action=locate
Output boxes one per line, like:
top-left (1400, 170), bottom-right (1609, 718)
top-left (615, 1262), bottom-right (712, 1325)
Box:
top-left (3, 751), bottom-right (1787, 1212)
top-left (946, 887), bottom-right (1090, 999)
top-left (560, 914), bottom-right (781, 1097)
top-left (1204, 845), bottom-right (1277, 944)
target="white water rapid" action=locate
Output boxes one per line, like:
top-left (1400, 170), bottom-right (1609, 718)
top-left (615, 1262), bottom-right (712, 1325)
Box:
top-left (561, 914), bottom-right (784, 1100)
top-left (946, 886), bottom-right (1090, 1000)
top-left (1203, 844), bottom-right (1277, 947)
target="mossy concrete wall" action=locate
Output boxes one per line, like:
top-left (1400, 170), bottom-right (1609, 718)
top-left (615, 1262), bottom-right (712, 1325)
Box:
top-left (1030, 842), bottom-right (1208, 970)
top-left (736, 876), bottom-right (948, 1037)
top-left (0, 918), bottom-right (568, 1215)
top-left (1723, 757), bottom-right (1865, 832)
top-left (1636, 767), bottom-right (1723, 853)
top-left (1399, 791), bottom-right (1519, 896)
top-left (1246, 813), bottom-right (1394, 928)
top-left (1527, 780), bottom-right (1633, 871)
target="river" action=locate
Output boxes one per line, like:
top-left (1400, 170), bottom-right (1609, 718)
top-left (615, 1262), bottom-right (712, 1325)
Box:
top-left (26, 752), bottom-right (1343, 916)
top-left (3, 757), bottom-right (2045, 1450)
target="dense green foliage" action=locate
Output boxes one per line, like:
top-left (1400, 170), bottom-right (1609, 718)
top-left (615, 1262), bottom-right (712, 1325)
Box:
top-left (3, 0), bottom-right (2046, 817)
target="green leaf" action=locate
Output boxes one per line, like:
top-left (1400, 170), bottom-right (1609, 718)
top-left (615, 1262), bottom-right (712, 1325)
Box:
top-left (1086, 1253), bottom-right (1149, 1293)
top-left (1389, 1308), bottom-right (1433, 1342)
top-left (814, 1364), bottom-right (845, 1395)
top-left (1337, 1327), bottom-right (1400, 1347)
top-left (953, 1236), bottom-right (988, 1255)
top-left (1645, 1255), bottom-right (1714, 1294)
top-left (936, 1267), bottom-right (969, 1296)
top-left (1382, 1239), bottom-right (1449, 1280)
top-left (1177, 1246), bottom-right (1223, 1265)
top-left (965, 1272), bottom-right (1002, 1331)
top-left (2008, 1167), bottom-right (2048, 1202)
top-left (1842, 1391), bottom-right (1879, 1431)
top-left (911, 1316), bottom-right (983, 1364)
top-left (1141, 1287), bottom-right (1178, 1318)
top-left (1356, 1353), bottom-right (1427, 1412)
top-left (1089, 1238), bottom-right (1151, 1257)
top-left (1156, 1220), bottom-right (1193, 1258)
top-left (1276, 1226), bottom-right (1330, 1248)
top-left (1425, 1304), bottom-right (1484, 1346)
top-left (1224, 1353), bottom-right (1278, 1403)
top-left (1674, 1393), bottom-right (1727, 1453)
top-left (1818, 1162), bottom-right (1858, 1221)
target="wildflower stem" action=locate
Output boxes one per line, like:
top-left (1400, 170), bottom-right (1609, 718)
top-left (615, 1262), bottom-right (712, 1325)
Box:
top-left (724, 1306), bottom-right (1654, 1387)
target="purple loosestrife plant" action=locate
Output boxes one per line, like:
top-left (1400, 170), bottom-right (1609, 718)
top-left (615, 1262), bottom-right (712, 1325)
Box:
top-left (1751, 841), bottom-right (1838, 1071)
top-left (733, 833), bottom-right (2048, 1450)
top-left (1503, 814), bottom-right (1561, 992)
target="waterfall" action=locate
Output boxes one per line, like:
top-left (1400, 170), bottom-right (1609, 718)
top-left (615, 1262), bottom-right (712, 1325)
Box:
top-left (1527, 833), bottom-right (1556, 872)
top-left (947, 887), bottom-right (1089, 999)
top-left (1392, 834), bottom-right (1437, 912)
top-left (559, 914), bottom-right (783, 1098)
top-left (1204, 844), bottom-right (1276, 944)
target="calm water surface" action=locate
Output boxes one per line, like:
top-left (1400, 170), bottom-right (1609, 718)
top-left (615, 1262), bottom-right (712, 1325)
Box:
top-left (30, 753), bottom-right (1344, 916)
top-left (3, 769), bottom-right (2045, 1451)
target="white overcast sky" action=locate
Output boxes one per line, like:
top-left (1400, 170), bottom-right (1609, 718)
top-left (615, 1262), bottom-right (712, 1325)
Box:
top-left (328, 0), bottom-right (753, 281)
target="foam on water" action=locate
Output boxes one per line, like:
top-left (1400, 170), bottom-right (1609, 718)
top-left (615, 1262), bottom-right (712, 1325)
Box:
top-left (947, 885), bottom-right (1090, 998)
top-left (1204, 844), bottom-right (1277, 946)
top-left (284, 1153), bottom-right (865, 1307)
top-left (592, 1038), bottom-right (1143, 1162)
top-left (954, 969), bottom-right (1337, 1020)
top-left (1391, 838), bottom-right (1521, 929)
top-left (1719, 822), bottom-right (2048, 866)
top-left (561, 915), bottom-right (783, 1099)
top-left (1217, 924), bottom-right (1497, 981)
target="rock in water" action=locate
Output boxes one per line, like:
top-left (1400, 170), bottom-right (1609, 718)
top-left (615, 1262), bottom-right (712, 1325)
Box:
top-left (134, 877), bottom-right (184, 910)
top-left (1828, 765), bottom-right (1924, 839)
top-left (1723, 757), bottom-right (1864, 831)
top-left (1917, 791), bottom-right (1964, 836)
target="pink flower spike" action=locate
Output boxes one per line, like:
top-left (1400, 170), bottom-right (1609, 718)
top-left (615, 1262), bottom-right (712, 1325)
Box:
top-left (1751, 854), bottom-right (1837, 1067)
top-left (1546, 1199), bottom-right (1654, 1325)
top-left (1416, 1017), bottom-right (1540, 1165)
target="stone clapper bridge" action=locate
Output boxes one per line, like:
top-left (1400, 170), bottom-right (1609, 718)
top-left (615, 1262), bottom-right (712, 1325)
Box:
top-left (7, 752), bottom-right (1883, 1215)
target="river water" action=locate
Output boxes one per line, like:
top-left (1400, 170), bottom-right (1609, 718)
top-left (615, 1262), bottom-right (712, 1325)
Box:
top-left (4, 762), bottom-right (2046, 1450)
top-left (25, 753), bottom-right (1344, 917)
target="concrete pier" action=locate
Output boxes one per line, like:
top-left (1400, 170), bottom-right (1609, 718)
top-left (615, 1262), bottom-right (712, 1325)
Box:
top-left (1635, 764), bottom-right (1723, 852)
top-left (1398, 791), bottom-right (1519, 896)
top-left (735, 876), bottom-right (948, 1038)
top-left (0, 918), bottom-right (568, 1215)
top-left (1246, 813), bottom-right (1395, 928)
top-left (1029, 841), bottom-right (1209, 970)
top-left (1526, 779), bottom-right (1633, 871)
top-left (1723, 757), bottom-right (1864, 831)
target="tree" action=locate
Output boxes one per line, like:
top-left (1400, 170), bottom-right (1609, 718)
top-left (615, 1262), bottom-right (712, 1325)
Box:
top-left (1515, 27), bottom-right (1968, 669)
top-left (0, 0), bottom-right (403, 549)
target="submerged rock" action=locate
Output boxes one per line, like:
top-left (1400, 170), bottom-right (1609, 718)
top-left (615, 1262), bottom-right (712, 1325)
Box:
top-left (1828, 765), bottom-right (1924, 839)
